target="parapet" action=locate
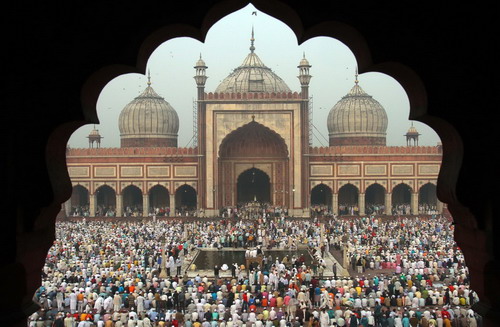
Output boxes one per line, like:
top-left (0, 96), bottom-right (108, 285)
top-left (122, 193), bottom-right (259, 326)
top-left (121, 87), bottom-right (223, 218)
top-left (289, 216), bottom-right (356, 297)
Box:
top-left (204, 91), bottom-right (301, 100)
top-left (309, 145), bottom-right (443, 155)
top-left (66, 146), bottom-right (198, 157)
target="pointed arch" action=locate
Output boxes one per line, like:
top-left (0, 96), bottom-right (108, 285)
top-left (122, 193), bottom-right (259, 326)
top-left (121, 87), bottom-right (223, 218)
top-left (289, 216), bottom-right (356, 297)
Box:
top-left (122, 184), bottom-right (143, 216)
top-left (311, 183), bottom-right (332, 216)
top-left (95, 184), bottom-right (116, 216)
top-left (70, 185), bottom-right (89, 216)
top-left (365, 183), bottom-right (386, 215)
top-left (219, 120), bottom-right (288, 158)
top-left (175, 184), bottom-right (197, 213)
top-left (149, 184), bottom-right (170, 215)
top-left (237, 168), bottom-right (271, 204)
top-left (311, 183), bottom-right (332, 206)
top-left (419, 182), bottom-right (438, 213)
top-left (392, 183), bottom-right (412, 215)
top-left (338, 183), bottom-right (359, 215)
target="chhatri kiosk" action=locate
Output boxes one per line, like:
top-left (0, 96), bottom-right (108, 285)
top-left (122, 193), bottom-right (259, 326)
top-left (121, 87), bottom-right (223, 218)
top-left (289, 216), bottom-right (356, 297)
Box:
top-left (65, 34), bottom-right (443, 218)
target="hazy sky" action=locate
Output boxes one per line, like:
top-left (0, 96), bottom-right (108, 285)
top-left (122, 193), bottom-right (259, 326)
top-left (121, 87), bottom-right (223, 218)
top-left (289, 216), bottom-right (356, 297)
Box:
top-left (68, 4), bottom-right (440, 148)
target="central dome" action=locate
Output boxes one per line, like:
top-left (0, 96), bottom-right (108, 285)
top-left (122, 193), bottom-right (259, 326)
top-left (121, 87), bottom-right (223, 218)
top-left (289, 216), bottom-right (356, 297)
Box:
top-left (215, 31), bottom-right (291, 93)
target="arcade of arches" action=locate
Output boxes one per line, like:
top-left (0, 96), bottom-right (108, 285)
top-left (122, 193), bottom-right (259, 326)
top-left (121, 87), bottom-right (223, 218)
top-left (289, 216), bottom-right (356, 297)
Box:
top-left (67, 183), bottom-right (197, 217)
top-left (310, 182), bottom-right (440, 216)
top-left (69, 180), bottom-right (438, 217)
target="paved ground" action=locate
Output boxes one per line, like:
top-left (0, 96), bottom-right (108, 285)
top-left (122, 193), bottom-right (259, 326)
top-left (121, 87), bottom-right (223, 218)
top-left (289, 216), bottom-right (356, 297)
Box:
top-left (179, 246), bottom-right (358, 279)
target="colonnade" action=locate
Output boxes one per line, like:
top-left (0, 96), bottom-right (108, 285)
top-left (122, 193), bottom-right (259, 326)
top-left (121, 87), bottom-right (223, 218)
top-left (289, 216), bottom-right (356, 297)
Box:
top-left (330, 191), bottom-right (444, 215)
top-left (64, 192), bottom-right (177, 217)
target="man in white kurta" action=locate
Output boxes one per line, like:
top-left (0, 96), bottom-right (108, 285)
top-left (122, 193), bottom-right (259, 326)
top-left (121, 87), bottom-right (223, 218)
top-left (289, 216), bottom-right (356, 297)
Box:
top-left (69, 291), bottom-right (77, 314)
top-left (113, 292), bottom-right (122, 311)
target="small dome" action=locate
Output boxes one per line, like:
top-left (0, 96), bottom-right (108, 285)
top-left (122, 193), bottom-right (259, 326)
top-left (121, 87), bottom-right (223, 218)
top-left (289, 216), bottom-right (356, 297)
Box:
top-left (195, 55), bottom-right (207, 68)
top-left (88, 128), bottom-right (101, 137)
top-left (118, 81), bottom-right (179, 147)
top-left (299, 58), bottom-right (310, 66)
top-left (298, 53), bottom-right (310, 67)
top-left (406, 125), bottom-right (420, 136)
top-left (327, 80), bottom-right (388, 146)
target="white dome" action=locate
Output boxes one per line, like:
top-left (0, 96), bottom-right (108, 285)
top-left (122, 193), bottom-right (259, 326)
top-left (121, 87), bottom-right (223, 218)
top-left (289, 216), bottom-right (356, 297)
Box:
top-left (327, 82), bottom-right (388, 146)
top-left (215, 46), bottom-right (291, 94)
top-left (118, 83), bottom-right (179, 147)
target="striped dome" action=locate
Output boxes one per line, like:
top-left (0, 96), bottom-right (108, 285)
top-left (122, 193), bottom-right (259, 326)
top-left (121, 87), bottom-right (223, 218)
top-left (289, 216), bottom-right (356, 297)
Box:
top-left (327, 81), bottom-right (388, 146)
top-left (215, 33), bottom-right (291, 94)
top-left (119, 82), bottom-right (179, 147)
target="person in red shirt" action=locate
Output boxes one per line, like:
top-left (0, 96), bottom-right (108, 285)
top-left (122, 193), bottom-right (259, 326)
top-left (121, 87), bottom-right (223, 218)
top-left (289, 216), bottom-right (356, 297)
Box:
top-left (441, 308), bottom-right (451, 320)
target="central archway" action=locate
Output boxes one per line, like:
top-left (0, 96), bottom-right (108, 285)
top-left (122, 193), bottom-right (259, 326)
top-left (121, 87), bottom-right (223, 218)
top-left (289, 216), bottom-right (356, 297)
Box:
top-left (237, 168), bottom-right (271, 204)
top-left (218, 120), bottom-right (289, 208)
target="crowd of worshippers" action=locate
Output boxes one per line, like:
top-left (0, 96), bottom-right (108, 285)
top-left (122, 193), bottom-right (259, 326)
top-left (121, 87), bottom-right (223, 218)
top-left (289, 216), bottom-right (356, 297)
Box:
top-left (219, 203), bottom-right (290, 220)
top-left (28, 216), bottom-right (482, 326)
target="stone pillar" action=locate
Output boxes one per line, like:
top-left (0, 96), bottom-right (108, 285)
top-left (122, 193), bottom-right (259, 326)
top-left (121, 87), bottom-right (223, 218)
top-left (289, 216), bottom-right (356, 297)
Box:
top-left (116, 194), bottom-right (123, 217)
top-left (385, 193), bottom-right (392, 215)
top-left (64, 198), bottom-right (72, 217)
top-left (169, 193), bottom-right (176, 217)
top-left (89, 193), bottom-right (96, 217)
top-left (411, 192), bottom-right (419, 215)
top-left (143, 194), bottom-right (149, 217)
top-left (332, 193), bottom-right (338, 216)
top-left (437, 199), bottom-right (443, 214)
top-left (358, 192), bottom-right (365, 216)
top-left (320, 223), bottom-right (325, 245)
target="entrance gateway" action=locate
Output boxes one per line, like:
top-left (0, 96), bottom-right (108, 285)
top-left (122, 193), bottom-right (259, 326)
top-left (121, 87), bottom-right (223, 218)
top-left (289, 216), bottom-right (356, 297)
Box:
top-left (216, 119), bottom-right (294, 210)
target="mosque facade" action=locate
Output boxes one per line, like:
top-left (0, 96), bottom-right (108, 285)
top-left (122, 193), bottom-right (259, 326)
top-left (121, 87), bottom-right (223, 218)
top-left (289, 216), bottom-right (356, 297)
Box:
top-left (65, 35), bottom-right (443, 218)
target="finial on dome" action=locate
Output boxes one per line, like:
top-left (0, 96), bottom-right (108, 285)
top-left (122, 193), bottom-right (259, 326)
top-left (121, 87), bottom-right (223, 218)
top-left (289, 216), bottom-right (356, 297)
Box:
top-left (355, 67), bottom-right (359, 85)
top-left (147, 69), bottom-right (151, 86)
top-left (250, 26), bottom-right (255, 53)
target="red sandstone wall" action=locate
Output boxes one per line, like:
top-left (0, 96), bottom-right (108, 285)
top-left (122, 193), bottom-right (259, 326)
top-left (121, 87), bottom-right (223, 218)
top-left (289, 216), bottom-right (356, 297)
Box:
top-left (121, 138), bottom-right (177, 148)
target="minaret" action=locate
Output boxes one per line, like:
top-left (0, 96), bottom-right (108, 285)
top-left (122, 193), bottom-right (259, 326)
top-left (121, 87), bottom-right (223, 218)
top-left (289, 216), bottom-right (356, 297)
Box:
top-left (87, 125), bottom-right (102, 148)
top-left (194, 54), bottom-right (208, 210)
top-left (298, 53), bottom-right (312, 211)
top-left (298, 52), bottom-right (312, 92)
top-left (194, 54), bottom-right (208, 96)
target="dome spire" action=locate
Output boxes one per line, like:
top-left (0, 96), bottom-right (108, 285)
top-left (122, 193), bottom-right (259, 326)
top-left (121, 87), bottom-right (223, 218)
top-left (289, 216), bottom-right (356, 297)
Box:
top-left (147, 69), bottom-right (151, 86)
top-left (250, 26), bottom-right (255, 53)
top-left (355, 66), bottom-right (359, 85)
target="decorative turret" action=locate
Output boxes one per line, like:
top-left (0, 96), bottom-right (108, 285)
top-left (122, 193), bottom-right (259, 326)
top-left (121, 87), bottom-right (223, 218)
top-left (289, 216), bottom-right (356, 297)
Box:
top-left (87, 125), bottom-right (103, 148)
top-left (405, 123), bottom-right (421, 146)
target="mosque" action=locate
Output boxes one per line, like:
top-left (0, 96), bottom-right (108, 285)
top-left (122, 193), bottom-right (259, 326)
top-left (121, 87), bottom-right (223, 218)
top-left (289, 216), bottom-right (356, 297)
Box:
top-left (65, 34), bottom-right (443, 218)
